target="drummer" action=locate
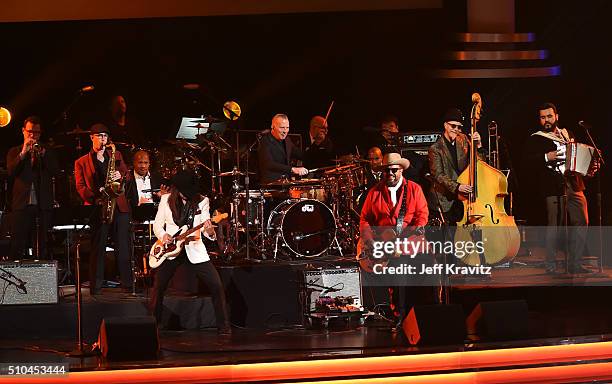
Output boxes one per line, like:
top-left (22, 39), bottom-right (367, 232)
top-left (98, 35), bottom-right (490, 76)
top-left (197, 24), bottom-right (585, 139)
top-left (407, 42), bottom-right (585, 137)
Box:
top-left (257, 113), bottom-right (308, 184)
top-left (125, 149), bottom-right (170, 211)
top-left (303, 115), bottom-right (335, 170)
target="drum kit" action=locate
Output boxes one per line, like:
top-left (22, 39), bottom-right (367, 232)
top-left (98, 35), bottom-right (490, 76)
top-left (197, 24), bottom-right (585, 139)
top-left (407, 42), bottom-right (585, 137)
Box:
top-left (224, 156), bottom-right (373, 260)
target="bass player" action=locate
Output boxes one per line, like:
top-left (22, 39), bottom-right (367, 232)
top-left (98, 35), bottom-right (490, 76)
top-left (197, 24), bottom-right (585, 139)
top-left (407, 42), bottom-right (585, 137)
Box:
top-left (149, 170), bottom-right (231, 335)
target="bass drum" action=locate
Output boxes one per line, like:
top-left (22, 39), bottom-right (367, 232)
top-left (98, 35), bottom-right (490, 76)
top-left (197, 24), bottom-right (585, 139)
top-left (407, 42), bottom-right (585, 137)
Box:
top-left (267, 199), bottom-right (336, 258)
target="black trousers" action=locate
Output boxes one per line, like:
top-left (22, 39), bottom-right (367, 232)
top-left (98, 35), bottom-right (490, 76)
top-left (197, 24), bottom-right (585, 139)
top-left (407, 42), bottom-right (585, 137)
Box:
top-left (9, 206), bottom-right (51, 259)
top-left (149, 255), bottom-right (229, 330)
top-left (545, 182), bottom-right (589, 268)
top-left (89, 209), bottom-right (132, 293)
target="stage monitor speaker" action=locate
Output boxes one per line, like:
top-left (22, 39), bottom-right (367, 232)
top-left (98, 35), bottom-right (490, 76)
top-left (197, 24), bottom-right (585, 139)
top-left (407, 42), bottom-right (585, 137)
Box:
top-left (303, 266), bottom-right (363, 313)
top-left (402, 304), bottom-right (466, 345)
top-left (466, 300), bottom-right (529, 341)
top-left (98, 316), bottom-right (159, 361)
top-left (0, 260), bottom-right (58, 305)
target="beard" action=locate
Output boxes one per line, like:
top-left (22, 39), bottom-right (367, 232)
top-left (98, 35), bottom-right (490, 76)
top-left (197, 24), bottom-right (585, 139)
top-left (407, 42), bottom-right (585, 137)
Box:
top-left (543, 121), bottom-right (557, 131)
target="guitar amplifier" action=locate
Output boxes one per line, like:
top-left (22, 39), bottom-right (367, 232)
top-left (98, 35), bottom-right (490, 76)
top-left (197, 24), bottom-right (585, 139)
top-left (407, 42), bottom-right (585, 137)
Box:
top-left (303, 266), bottom-right (363, 313)
top-left (0, 260), bottom-right (58, 305)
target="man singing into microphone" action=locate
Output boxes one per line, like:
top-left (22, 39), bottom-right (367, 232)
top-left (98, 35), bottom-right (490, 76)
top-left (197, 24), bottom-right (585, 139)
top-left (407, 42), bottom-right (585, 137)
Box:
top-left (257, 113), bottom-right (307, 184)
top-left (74, 123), bottom-right (132, 294)
top-left (7, 116), bottom-right (60, 259)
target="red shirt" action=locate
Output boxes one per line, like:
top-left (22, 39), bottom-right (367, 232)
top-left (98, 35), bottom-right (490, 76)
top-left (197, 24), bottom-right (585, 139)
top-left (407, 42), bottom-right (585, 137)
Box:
top-left (359, 178), bottom-right (428, 241)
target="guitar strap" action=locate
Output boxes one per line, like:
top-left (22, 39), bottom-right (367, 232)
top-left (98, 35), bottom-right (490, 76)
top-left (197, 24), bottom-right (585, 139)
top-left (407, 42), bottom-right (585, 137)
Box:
top-left (395, 182), bottom-right (408, 236)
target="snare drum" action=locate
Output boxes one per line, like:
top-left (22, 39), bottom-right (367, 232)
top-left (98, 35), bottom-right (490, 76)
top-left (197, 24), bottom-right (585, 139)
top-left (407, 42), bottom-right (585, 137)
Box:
top-left (288, 185), bottom-right (328, 201)
top-left (267, 199), bottom-right (336, 257)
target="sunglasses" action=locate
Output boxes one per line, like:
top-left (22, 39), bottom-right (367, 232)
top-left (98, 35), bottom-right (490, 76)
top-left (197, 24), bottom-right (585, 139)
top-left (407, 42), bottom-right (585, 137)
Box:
top-left (383, 167), bottom-right (402, 174)
top-left (447, 123), bottom-right (462, 130)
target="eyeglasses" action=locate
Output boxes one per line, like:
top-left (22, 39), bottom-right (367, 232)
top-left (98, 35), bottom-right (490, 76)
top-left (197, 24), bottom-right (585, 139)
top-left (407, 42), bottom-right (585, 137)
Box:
top-left (383, 167), bottom-right (402, 174)
top-left (93, 133), bottom-right (108, 138)
top-left (447, 123), bottom-right (462, 130)
top-left (24, 129), bottom-right (41, 134)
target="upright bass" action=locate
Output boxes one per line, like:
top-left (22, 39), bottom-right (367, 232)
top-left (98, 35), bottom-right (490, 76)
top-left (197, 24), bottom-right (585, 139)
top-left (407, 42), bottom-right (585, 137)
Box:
top-left (455, 93), bottom-right (520, 266)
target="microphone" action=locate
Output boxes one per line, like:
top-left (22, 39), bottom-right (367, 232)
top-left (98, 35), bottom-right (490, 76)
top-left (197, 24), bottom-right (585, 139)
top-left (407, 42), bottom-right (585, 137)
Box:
top-left (293, 232), bottom-right (304, 241)
top-left (79, 85), bottom-right (95, 94)
top-left (471, 92), bottom-right (481, 105)
top-left (578, 120), bottom-right (592, 130)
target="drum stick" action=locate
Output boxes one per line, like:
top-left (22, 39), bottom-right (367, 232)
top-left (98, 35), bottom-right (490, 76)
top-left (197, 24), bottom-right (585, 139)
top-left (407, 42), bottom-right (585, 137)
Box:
top-left (323, 100), bottom-right (334, 125)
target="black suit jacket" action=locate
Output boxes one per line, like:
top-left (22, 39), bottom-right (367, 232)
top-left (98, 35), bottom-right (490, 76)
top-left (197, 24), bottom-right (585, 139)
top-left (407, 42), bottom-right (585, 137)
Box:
top-left (7, 145), bottom-right (60, 211)
top-left (525, 128), bottom-right (585, 197)
top-left (125, 171), bottom-right (164, 210)
top-left (257, 133), bottom-right (303, 184)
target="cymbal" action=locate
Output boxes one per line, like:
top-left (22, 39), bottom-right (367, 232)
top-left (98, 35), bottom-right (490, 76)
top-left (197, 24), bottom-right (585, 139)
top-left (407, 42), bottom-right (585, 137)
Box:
top-left (186, 124), bottom-right (208, 129)
top-left (165, 139), bottom-right (196, 149)
top-left (217, 170), bottom-right (255, 177)
top-left (59, 129), bottom-right (91, 136)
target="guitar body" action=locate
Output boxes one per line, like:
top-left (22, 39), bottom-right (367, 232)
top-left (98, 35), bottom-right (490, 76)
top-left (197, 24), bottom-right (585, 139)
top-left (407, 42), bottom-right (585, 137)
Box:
top-left (148, 212), bottom-right (228, 269)
top-left (356, 229), bottom-right (426, 272)
top-left (149, 226), bottom-right (188, 269)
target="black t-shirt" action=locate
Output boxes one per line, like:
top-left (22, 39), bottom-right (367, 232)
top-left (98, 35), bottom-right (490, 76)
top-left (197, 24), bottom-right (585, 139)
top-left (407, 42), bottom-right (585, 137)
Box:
top-left (91, 151), bottom-right (109, 190)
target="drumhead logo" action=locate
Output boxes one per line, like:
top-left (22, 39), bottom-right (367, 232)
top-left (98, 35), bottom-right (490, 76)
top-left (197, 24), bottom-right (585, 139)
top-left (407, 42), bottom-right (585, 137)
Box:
top-left (302, 204), bottom-right (315, 213)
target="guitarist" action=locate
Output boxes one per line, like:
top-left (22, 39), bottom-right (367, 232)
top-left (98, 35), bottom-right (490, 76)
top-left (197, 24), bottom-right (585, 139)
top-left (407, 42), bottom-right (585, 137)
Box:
top-left (150, 170), bottom-right (231, 335)
top-left (359, 153), bottom-right (429, 324)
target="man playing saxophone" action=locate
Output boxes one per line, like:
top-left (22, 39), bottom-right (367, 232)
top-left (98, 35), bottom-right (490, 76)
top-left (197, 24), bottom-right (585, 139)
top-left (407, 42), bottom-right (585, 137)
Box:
top-left (75, 123), bottom-right (132, 295)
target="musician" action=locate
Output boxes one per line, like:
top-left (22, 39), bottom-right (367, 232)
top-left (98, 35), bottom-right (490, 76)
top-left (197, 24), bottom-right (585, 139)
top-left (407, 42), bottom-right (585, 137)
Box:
top-left (303, 115), bottom-right (335, 169)
top-left (150, 170), bottom-right (231, 335)
top-left (106, 94), bottom-right (143, 145)
top-left (257, 113), bottom-right (307, 184)
top-left (372, 115), bottom-right (401, 154)
top-left (359, 152), bottom-right (429, 322)
top-left (526, 102), bottom-right (591, 274)
top-left (427, 108), bottom-right (484, 224)
top-left (6, 116), bottom-right (60, 259)
top-left (74, 123), bottom-right (132, 295)
top-left (126, 150), bottom-right (169, 210)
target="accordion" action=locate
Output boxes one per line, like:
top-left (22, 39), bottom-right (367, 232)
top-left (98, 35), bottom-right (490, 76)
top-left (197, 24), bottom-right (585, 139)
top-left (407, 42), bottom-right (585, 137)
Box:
top-left (566, 142), bottom-right (599, 177)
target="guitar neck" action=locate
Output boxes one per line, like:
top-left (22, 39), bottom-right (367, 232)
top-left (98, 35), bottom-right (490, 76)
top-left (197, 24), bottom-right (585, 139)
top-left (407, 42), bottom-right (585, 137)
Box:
top-left (172, 213), bottom-right (226, 241)
top-left (175, 223), bottom-right (205, 241)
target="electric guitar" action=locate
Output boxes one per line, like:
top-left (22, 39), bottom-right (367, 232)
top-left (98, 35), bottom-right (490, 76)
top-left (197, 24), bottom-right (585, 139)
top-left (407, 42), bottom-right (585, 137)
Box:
top-left (356, 227), bottom-right (426, 273)
top-left (149, 213), bottom-right (228, 269)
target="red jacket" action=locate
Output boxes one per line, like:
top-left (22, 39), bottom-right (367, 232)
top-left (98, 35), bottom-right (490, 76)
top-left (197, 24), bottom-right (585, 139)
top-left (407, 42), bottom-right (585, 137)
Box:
top-left (359, 178), bottom-right (428, 241)
top-left (74, 149), bottom-right (130, 213)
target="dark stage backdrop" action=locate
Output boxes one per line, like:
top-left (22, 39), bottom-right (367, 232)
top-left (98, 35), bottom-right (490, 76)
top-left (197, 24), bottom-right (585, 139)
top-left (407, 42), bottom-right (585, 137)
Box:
top-left (0, 0), bottom-right (610, 224)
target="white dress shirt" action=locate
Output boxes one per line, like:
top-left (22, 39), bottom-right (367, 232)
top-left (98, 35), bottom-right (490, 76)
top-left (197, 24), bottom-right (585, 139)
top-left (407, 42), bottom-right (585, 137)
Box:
top-left (134, 171), bottom-right (153, 205)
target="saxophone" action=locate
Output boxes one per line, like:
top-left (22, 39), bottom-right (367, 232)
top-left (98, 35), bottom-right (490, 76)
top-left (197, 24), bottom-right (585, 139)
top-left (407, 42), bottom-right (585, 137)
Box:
top-left (101, 143), bottom-right (124, 224)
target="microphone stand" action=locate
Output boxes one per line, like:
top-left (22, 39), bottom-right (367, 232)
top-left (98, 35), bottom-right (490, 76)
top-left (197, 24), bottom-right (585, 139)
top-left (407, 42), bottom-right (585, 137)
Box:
top-left (582, 123), bottom-right (605, 274)
top-left (428, 176), bottom-right (450, 305)
top-left (68, 207), bottom-right (98, 357)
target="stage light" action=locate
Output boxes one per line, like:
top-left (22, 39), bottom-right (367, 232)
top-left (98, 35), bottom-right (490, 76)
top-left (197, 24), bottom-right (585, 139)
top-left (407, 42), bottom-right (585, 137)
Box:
top-left (223, 100), bottom-right (241, 120)
top-left (0, 107), bottom-right (11, 127)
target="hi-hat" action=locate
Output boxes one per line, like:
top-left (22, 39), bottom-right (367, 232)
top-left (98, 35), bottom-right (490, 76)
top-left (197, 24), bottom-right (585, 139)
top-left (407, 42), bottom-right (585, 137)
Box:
top-left (217, 169), bottom-right (255, 177)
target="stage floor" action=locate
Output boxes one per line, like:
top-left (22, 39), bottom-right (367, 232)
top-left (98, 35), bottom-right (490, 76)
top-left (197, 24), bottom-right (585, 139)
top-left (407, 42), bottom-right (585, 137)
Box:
top-left (3, 259), bottom-right (612, 382)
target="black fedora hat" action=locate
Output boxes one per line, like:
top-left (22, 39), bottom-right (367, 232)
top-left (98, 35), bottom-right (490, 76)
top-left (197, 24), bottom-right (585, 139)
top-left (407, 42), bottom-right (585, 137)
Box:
top-left (170, 170), bottom-right (200, 200)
